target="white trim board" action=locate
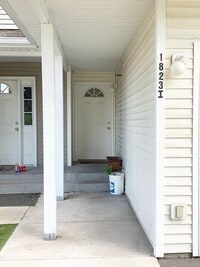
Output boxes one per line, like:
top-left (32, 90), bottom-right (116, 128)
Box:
top-left (154, 0), bottom-right (165, 257)
top-left (193, 42), bottom-right (200, 256)
top-left (67, 66), bottom-right (72, 166)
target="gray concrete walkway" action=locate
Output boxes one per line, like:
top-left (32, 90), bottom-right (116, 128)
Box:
top-left (0, 206), bottom-right (29, 224)
top-left (0, 193), bottom-right (159, 267)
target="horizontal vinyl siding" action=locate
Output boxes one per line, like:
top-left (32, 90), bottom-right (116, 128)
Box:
top-left (73, 71), bottom-right (114, 83)
top-left (116, 1), bottom-right (156, 246)
top-left (0, 62), bottom-right (68, 166)
top-left (165, 0), bottom-right (200, 254)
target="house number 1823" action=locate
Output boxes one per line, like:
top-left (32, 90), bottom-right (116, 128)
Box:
top-left (158, 53), bottom-right (164, 98)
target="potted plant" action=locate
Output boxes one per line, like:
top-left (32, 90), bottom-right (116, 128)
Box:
top-left (107, 156), bottom-right (122, 171)
top-left (105, 166), bottom-right (124, 195)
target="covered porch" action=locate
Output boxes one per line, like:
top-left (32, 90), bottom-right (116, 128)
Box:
top-left (0, 0), bottom-right (166, 258)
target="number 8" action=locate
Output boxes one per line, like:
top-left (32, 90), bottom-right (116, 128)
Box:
top-left (159, 63), bottom-right (163, 71)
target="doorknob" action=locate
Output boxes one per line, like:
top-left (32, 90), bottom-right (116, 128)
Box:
top-left (15, 127), bottom-right (19, 131)
top-left (107, 127), bottom-right (111, 130)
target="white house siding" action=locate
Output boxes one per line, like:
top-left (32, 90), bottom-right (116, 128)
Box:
top-left (0, 62), bottom-right (68, 166)
top-left (165, 1), bottom-right (200, 254)
top-left (73, 71), bottom-right (114, 83)
top-left (115, 2), bottom-right (157, 247)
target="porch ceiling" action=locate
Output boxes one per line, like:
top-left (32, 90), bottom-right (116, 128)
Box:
top-left (0, 0), bottom-right (150, 71)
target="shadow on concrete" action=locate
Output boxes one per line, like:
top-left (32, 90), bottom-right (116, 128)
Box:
top-left (0, 193), bottom-right (40, 207)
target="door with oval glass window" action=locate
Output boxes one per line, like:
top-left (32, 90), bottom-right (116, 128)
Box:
top-left (0, 80), bottom-right (19, 165)
top-left (74, 82), bottom-right (114, 161)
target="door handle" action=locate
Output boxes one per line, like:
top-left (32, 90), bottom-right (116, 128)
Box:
top-left (107, 127), bottom-right (111, 130)
top-left (15, 127), bottom-right (19, 131)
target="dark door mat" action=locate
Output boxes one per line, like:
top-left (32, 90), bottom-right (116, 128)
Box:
top-left (0, 193), bottom-right (40, 207)
top-left (78, 159), bottom-right (107, 164)
top-left (0, 165), bottom-right (14, 171)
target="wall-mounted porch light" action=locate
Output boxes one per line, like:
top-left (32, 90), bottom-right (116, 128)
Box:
top-left (170, 54), bottom-right (187, 76)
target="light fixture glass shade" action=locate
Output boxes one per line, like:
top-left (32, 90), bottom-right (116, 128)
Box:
top-left (170, 58), bottom-right (186, 76)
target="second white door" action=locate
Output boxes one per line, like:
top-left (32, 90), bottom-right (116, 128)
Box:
top-left (75, 83), bottom-right (114, 160)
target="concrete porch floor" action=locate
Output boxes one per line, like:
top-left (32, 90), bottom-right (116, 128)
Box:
top-left (0, 192), bottom-right (159, 267)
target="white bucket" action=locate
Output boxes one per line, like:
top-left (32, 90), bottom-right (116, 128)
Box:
top-left (109, 172), bottom-right (124, 195)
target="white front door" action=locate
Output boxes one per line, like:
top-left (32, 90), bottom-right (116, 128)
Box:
top-left (0, 80), bottom-right (19, 165)
top-left (74, 83), bottom-right (114, 160)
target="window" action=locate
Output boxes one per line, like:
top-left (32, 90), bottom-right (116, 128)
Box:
top-left (23, 87), bottom-right (32, 125)
top-left (0, 82), bottom-right (11, 94)
top-left (85, 88), bottom-right (104, 97)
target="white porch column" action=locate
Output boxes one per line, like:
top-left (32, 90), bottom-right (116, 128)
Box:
top-left (67, 66), bottom-right (72, 166)
top-left (41, 23), bottom-right (57, 240)
top-left (55, 55), bottom-right (64, 200)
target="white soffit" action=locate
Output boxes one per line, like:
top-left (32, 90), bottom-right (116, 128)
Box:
top-left (0, 0), bottom-right (150, 70)
top-left (47, 0), bottom-right (150, 70)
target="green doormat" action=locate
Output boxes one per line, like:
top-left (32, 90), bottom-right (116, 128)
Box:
top-left (0, 224), bottom-right (17, 250)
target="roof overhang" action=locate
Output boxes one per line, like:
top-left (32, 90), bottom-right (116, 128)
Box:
top-left (0, 0), bottom-right (151, 71)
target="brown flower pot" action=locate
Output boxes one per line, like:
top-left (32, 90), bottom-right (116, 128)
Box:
top-left (107, 156), bottom-right (122, 171)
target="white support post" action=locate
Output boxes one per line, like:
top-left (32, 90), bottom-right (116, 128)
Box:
top-left (41, 23), bottom-right (57, 240)
top-left (110, 85), bottom-right (115, 155)
top-left (55, 55), bottom-right (64, 201)
top-left (154, 0), bottom-right (165, 257)
top-left (30, 0), bottom-right (68, 71)
top-left (67, 66), bottom-right (72, 166)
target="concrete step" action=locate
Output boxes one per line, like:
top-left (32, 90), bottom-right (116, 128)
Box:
top-left (0, 164), bottom-right (109, 194)
top-left (0, 174), bottom-right (42, 183)
top-left (64, 164), bottom-right (109, 192)
top-left (65, 173), bottom-right (109, 192)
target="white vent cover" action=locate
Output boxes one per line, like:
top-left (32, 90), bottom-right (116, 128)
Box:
top-left (170, 203), bottom-right (187, 220)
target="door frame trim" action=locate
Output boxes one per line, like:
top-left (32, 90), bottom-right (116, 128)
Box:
top-left (0, 76), bottom-right (37, 166)
top-left (73, 81), bottom-right (115, 161)
top-left (193, 42), bottom-right (200, 256)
